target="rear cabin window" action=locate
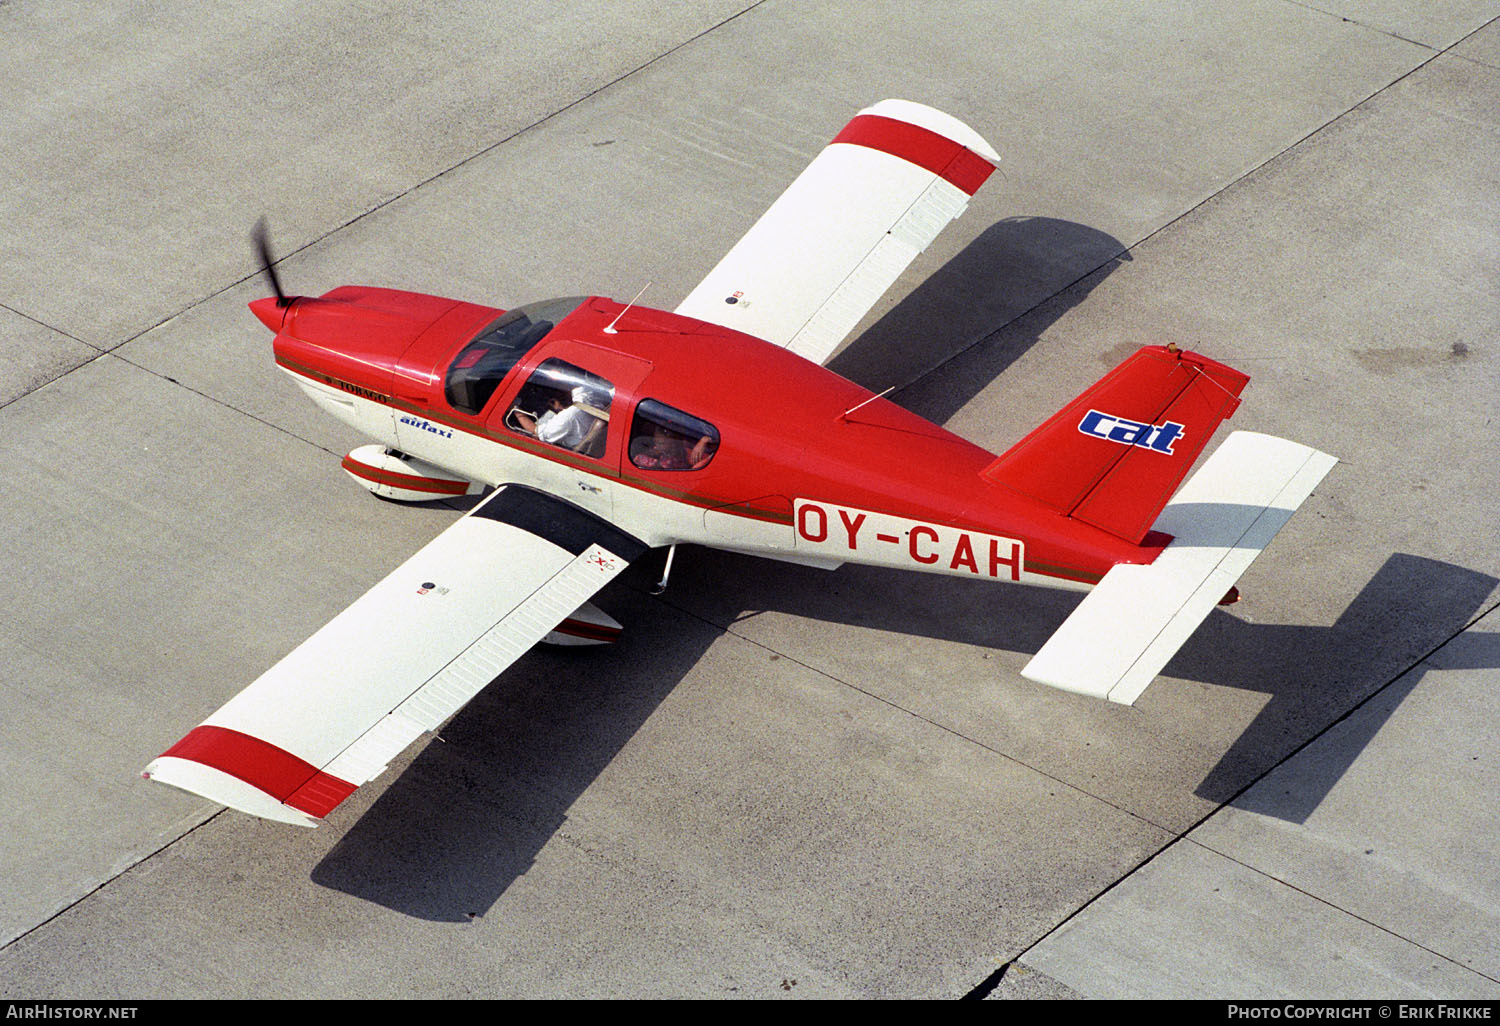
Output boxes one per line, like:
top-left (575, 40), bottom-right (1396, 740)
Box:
top-left (629, 399), bottom-right (719, 471)
top-left (444, 296), bottom-right (586, 414)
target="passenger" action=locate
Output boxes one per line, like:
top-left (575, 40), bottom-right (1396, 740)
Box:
top-left (632, 424), bottom-right (713, 470)
top-left (512, 393), bottom-right (565, 440)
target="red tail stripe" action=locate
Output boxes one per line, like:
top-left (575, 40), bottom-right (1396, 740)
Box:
top-left (832, 114), bottom-right (995, 195)
top-left (160, 725), bottom-right (355, 818)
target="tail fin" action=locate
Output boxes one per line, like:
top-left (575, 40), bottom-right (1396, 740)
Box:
top-left (982, 345), bottom-right (1249, 543)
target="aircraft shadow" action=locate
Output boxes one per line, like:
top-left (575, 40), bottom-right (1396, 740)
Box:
top-left (312, 220), bottom-right (1490, 914)
top-left (310, 547), bottom-right (1493, 919)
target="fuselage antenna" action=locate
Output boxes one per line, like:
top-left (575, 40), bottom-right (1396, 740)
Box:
top-left (603, 282), bottom-right (652, 334)
top-left (839, 386), bottom-right (895, 421)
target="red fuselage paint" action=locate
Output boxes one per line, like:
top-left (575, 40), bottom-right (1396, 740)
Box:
top-left (265, 289), bottom-right (1167, 586)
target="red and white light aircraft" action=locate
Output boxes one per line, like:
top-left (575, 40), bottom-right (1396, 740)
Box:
top-left (144, 100), bottom-right (1335, 827)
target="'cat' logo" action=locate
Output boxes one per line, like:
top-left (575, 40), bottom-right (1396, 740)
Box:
top-left (1077, 410), bottom-right (1184, 454)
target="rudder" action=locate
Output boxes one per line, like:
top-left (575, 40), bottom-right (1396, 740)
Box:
top-left (982, 346), bottom-right (1250, 544)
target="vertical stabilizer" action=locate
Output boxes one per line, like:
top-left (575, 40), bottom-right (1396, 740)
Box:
top-left (982, 346), bottom-right (1250, 543)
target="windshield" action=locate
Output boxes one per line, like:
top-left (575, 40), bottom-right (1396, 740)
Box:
top-left (444, 296), bottom-right (587, 414)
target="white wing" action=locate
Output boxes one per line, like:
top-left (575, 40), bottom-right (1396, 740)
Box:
top-left (675, 99), bottom-right (999, 365)
top-left (143, 486), bottom-right (645, 825)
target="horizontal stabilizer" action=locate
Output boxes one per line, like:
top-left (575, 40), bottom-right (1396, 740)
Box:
top-left (1021, 432), bottom-right (1336, 704)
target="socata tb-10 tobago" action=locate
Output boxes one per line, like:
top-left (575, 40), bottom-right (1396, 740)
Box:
top-left (144, 101), bottom-right (1335, 826)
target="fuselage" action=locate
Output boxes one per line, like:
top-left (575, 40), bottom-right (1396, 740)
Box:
top-left (255, 287), bottom-right (1166, 591)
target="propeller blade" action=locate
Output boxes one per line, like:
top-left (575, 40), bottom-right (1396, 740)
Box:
top-left (252, 217), bottom-right (290, 307)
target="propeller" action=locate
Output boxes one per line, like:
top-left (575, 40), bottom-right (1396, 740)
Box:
top-left (252, 217), bottom-right (291, 307)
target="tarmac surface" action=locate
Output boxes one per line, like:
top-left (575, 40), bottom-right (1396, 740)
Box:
top-left (1, 0), bottom-right (1497, 1000)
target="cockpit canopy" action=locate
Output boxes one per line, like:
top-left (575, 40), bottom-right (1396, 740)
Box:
top-left (444, 296), bottom-right (586, 414)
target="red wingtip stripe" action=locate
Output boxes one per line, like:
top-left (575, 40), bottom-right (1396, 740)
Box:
top-left (286, 773), bottom-right (359, 818)
top-left (831, 114), bottom-right (995, 195)
top-left (160, 725), bottom-right (356, 818)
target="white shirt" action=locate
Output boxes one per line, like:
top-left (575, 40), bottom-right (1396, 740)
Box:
top-left (536, 406), bottom-right (595, 450)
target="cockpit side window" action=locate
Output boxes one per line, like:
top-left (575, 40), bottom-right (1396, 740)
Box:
top-left (629, 399), bottom-right (719, 472)
top-left (505, 358), bottom-right (615, 460)
top-left (444, 297), bottom-right (586, 415)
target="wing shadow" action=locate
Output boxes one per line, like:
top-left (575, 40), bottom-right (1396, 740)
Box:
top-left (827, 215), bottom-right (1131, 424)
top-left (309, 565), bottom-right (712, 921)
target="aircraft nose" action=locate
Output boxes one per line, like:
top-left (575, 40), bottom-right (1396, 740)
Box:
top-left (249, 295), bottom-right (293, 332)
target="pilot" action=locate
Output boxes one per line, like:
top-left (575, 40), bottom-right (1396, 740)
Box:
top-left (520, 386), bottom-right (608, 455)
